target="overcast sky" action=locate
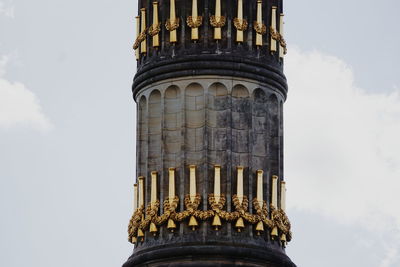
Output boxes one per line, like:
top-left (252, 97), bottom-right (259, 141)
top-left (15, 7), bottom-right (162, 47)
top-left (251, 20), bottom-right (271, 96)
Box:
top-left (1, 0), bottom-right (399, 266)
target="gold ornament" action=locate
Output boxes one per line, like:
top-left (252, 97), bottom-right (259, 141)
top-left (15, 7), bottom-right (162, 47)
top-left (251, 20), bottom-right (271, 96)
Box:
top-left (235, 217), bottom-right (245, 232)
top-left (127, 204), bottom-right (145, 244)
top-left (212, 214), bottom-right (222, 230)
top-left (149, 222), bottom-right (158, 236)
top-left (148, 23), bottom-right (161, 37)
top-left (255, 221), bottom-right (264, 235)
top-left (253, 21), bottom-right (267, 35)
top-left (233, 18), bottom-right (248, 31)
top-left (186, 16), bottom-right (203, 28)
top-left (137, 228), bottom-right (145, 241)
top-left (165, 18), bottom-right (180, 31)
top-left (270, 26), bottom-right (280, 40)
top-left (279, 36), bottom-right (287, 55)
top-left (133, 30), bottom-right (147, 50)
top-left (210, 15), bottom-right (226, 28)
top-left (189, 215), bottom-right (199, 230)
top-left (167, 218), bottom-right (177, 232)
top-left (281, 233), bottom-right (287, 244)
top-left (127, 168), bottom-right (292, 245)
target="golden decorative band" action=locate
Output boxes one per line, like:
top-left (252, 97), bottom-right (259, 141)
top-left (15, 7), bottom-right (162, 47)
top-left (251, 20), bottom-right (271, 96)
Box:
top-left (128, 166), bottom-right (292, 247)
top-left (128, 193), bottom-right (292, 244)
top-left (133, 4), bottom-right (287, 55)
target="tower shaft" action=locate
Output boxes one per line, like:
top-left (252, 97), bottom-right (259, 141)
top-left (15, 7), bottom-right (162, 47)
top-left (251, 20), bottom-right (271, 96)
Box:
top-left (125, 0), bottom-right (294, 266)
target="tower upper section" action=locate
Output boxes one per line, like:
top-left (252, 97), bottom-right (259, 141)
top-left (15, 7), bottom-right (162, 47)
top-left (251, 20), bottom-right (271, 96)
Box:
top-left (132, 0), bottom-right (287, 99)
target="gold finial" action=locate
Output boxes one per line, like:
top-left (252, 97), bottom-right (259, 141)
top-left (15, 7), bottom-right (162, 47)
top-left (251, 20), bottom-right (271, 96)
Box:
top-left (150, 171), bottom-right (158, 207)
top-left (189, 165), bottom-right (197, 203)
top-left (237, 166), bottom-right (244, 204)
top-left (168, 168), bottom-right (176, 204)
top-left (138, 176), bottom-right (145, 208)
top-left (214, 165), bottom-right (221, 202)
top-left (187, 0), bottom-right (203, 40)
top-left (271, 175), bottom-right (278, 208)
top-left (280, 180), bottom-right (287, 245)
top-left (254, 0), bottom-right (266, 46)
top-left (166, 0), bottom-right (179, 43)
top-left (134, 16), bottom-right (140, 59)
top-left (256, 170), bottom-right (263, 207)
top-left (279, 13), bottom-right (287, 57)
top-left (133, 183), bottom-right (138, 212)
top-left (280, 181), bottom-right (286, 211)
top-left (210, 0), bottom-right (226, 40)
top-left (234, 0), bottom-right (248, 42)
top-left (270, 6), bottom-right (278, 52)
top-left (140, 8), bottom-right (147, 54)
top-left (271, 175), bottom-right (279, 239)
top-left (149, 2), bottom-right (160, 47)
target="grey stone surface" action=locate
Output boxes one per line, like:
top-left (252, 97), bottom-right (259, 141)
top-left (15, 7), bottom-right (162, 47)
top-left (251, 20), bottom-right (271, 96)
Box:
top-left (130, 76), bottom-right (288, 264)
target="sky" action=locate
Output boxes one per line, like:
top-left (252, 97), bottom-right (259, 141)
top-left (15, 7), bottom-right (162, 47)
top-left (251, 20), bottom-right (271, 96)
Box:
top-left (0, 0), bottom-right (399, 266)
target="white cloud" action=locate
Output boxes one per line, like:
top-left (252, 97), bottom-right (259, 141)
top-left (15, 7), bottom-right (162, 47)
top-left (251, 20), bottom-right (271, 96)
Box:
top-left (0, 1), bottom-right (14, 18)
top-left (380, 246), bottom-right (400, 267)
top-left (0, 56), bottom-right (52, 132)
top-left (285, 47), bottom-right (400, 231)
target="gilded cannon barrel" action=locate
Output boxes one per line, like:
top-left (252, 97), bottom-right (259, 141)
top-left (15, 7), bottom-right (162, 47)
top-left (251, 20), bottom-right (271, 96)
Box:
top-left (124, 0), bottom-right (295, 266)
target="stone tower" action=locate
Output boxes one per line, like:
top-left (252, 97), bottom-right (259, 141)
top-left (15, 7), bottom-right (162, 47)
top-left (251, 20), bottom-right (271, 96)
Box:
top-left (124, 0), bottom-right (295, 266)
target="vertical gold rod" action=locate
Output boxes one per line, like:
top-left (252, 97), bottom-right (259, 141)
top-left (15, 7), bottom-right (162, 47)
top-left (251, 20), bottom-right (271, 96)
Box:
top-left (271, 175), bottom-right (279, 239)
top-left (214, 0), bottom-right (222, 39)
top-left (214, 165), bottom-right (221, 202)
top-left (256, 170), bottom-right (263, 206)
top-left (170, 0), bottom-right (177, 42)
top-left (151, 171), bottom-right (157, 206)
top-left (138, 176), bottom-right (145, 207)
top-left (135, 16), bottom-right (140, 59)
top-left (168, 168), bottom-right (175, 203)
top-left (280, 181), bottom-right (286, 211)
top-left (140, 8), bottom-right (147, 54)
top-left (133, 184), bottom-right (138, 212)
top-left (270, 6), bottom-right (277, 52)
top-left (236, 0), bottom-right (244, 42)
top-left (271, 175), bottom-right (278, 207)
top-left (237, 166), bottom-right (244, 204)
top-left (256, 0), bottom-right (263, 46)
top-left (279, 13), bottom-right (285, 58)
top-left (152, 2), bottom-right (160, 47)
top-left (191, 0), bottom-right (199, 40)
top-left (189, 165), bottom-right (197, 202)
top-left (280, 180), bottom-right (287, 244)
